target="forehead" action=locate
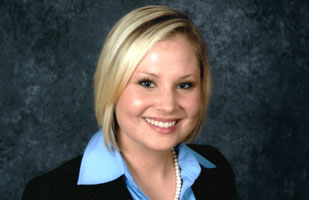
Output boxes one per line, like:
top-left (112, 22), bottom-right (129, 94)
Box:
top-left (134, 34), bottom-right (199, 75)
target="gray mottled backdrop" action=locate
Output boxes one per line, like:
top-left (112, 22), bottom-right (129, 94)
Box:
top-left (0, 0), bottom-right (308, 199)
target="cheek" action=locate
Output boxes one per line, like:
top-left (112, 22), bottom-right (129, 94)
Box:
top-left (181, 91), bottom-right (202, 118)
top-left (116, 87), bottom-right (149, 117)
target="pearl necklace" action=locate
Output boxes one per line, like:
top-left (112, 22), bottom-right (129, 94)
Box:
top-left (172, 148), bottom-right (182, 200)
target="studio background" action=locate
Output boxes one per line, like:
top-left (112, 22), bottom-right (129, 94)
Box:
top-left (0, 0), bottom-right (308, 199)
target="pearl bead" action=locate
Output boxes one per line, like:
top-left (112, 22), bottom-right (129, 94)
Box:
top-left (172, 148), bottom-right (181, 200)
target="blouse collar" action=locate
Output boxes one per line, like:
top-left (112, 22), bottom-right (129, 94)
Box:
top-left (77, 130), bottom-right (216, 186)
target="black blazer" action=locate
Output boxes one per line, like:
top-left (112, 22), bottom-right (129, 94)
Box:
top-left (23, 144), bottom-right (237, 200)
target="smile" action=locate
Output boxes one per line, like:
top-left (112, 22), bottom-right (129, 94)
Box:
top-left (144, 118), bottom-right (177, 128)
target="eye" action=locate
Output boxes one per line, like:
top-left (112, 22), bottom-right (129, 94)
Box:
top-left (177, 82), bottom-right (193, 89)
top-left (139, 79), bottom-right (155, 88)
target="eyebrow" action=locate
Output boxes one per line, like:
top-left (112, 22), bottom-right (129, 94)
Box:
top-left (138, 71), bottom-right (198, 79)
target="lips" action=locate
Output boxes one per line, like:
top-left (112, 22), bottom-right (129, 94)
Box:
top-left (144, 117), bottom-right (177, 128)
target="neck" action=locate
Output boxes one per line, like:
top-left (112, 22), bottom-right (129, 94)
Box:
top-left (120, 143), bottom-right (174, 179)
top-left (117, 134), bottom-right (181, 200)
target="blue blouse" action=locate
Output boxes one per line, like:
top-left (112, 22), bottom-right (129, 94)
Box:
top-left (77, 130), bottom-right (216, 200)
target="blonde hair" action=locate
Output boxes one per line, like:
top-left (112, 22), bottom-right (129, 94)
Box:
top-left (94, 5), bottom-right (211, 150)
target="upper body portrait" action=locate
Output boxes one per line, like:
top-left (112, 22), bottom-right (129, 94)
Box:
top-left (23, 5), bottom-right (237, 200)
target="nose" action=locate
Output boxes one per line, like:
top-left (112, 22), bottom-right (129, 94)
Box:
top-left (155, 89), bottom-right (178, 113)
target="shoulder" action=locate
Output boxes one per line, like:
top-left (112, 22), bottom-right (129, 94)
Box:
top-left (22, 156), bottom-right (131, 200)
top-left (22, 156), bottom-right (83, 200)
top-left (188, 144), bottom-right (237, 200)
top-left (188, 144), bottom-right (232, 169)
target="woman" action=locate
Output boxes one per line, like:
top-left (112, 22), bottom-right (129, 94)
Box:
top-left (23, 5), bottom-right (237, 200)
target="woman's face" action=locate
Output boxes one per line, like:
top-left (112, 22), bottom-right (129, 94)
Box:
top-left (115, 34), bottom-right (202, 152)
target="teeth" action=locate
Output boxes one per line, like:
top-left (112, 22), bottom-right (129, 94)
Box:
top-left (145, 118), bottom-right (176, 128)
